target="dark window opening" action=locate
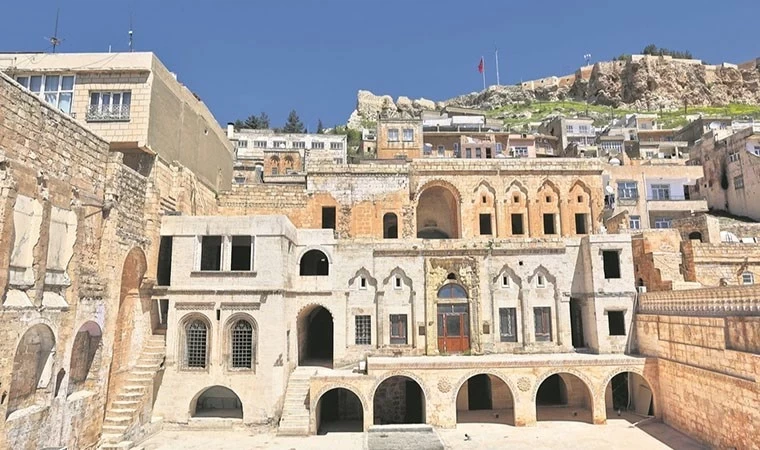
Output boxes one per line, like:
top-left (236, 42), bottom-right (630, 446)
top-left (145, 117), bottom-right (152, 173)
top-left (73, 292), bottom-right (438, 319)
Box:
top-left (485, 148), bottom-right (492, 159)
top-left (545, 196), bottom-right (552, 203)
top-left (157, 236), bottom-right (173, 285)
top-left (570, 298), bottom-right (585, 348)
top-left (390, 314), bottom-right (407, 345)
top-left (577, 195), bottom-right (583, 203)
top-left (395, 276), bottom-right (402, 289)
top-left (300, 250), bottom-right (329, 276)
top-left (608, 311), bottom-right (626, 335)
top-left (230, 236), bottom-right (252, 271)
top-left (446, 273), bottom-right (457, 280)
top-left (499, 308), bottom-right (517, 342)
top-left (513, 195), bottom-right (520, 203)
top-left (355, 315), bottom-right (371, 345)
top-left (200, 236), bottom-right (222, 271)
top-left (537, 374), bottom-right (566, 405)
top-left (360, 277), bottom-right (367, 289)
top-left (511, 214), bottom-right (525, 235)
top-left (383, 213), bottom-right (398, 239)
top-left (479, 213), bottom-right (492, 235)
top-left (688, 231), bottom-right (703, 242)
top-left (158, 299), bottom-right (169, 328)
top-left (322, 206), bottom-right (336, 229)
top-left (543, 214), bottom-right (556, 235)
top-left (575, 213), bottom-right (588, 234)
top-left (467, 374), bottom-right (493, 410)
top-left (534, 307), bottom-right (552, 342)
top-left (602, 250), bottom-right (621, 279)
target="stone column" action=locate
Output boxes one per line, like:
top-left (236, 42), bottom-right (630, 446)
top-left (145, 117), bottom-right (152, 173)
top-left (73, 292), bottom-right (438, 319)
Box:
top-left (513, 389), bottom-right (536, 426)
top-left (592, 391), bottom-right (607, 425)
top-left (520, 289), bottom-right (532, 348)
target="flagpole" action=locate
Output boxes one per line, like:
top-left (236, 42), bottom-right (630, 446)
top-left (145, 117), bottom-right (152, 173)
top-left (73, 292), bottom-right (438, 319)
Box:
top-left (481, 55), bottom-right (486, 90)
top-left (495, 48), bottom-right (500, 86)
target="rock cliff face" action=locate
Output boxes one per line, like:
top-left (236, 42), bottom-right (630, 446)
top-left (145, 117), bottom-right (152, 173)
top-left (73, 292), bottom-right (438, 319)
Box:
top-left (348, 56), bottom-right (760, 127)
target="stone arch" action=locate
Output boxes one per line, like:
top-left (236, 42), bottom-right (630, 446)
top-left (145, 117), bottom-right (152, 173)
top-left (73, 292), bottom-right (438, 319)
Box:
top-left (312, 384), bottom-right (368, 433)
top-left (505, 179), bottom-right (528, 197)
top-left (569, 179), bottom-right (592, 198)
top-left (600, 366), bottom-right (657, 416)
top-left (178, 313), bottom-right (212, 370)
top-left (532, 368), bottom-right (596, 404)
top-left (348, 267), bottom-right (378, 290)
top-left (437, 283), bottom-right (468, 299)
top-left (224, 313), bottom-right (258, 370)
top-left (296, 303), bottom-right (334, 367)
top-left (7, 323), bottom-right (57, 417)
top-left (533, 369), bottom-right (596, 424)
top-left (416, 180), bottom-right (461, 239)
top-left (190, 385), bottom-right (243, 419)
top-left (528, 265), bottom-right (557, 287)
top-left (67, 321), bottom-right (103, 395)
top-left (473, 179), bottom-right (497, 200)
top-left (491, 264), bottom-right (523, 289)
top-left (382, 212), bottom-right (398, 239)
top-left (537, 179), bottom-right (561, 197)
top-left (371, 372), bottom-right (428, 425)
top-left (569, 179), bottom-right (593, 234)
top-left (298, 248), bottom-right (330, 276)
top-left (111, 247), bottom-right (147, 373)
top-left (688, 231), bottom-right (703, 242)
top-left (453, 371), bottom-right (518, 425)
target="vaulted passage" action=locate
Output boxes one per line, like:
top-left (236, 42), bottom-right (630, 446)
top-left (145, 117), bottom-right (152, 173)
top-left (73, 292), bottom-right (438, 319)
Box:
top-left (605, 372), bottom-right (655, 417)
top-left (373, 376), bottom-right (425, 425)
top-left (7, 324), bottom-right (56, 417)
top-left (416, 185), bottom-right (460, 239)
top-left (456, 374), bottom-right (515, 425)
top-left (536, 373), bottom-right (593, 423)
top-left (316, 388), bottom-right (363, 434)
top-left (192, 386), bottom-right (243, 419)
top-left (298, 305), bottom-right (333, 367)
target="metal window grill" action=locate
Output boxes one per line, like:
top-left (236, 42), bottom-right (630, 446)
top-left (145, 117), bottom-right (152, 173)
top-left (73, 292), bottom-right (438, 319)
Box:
top-left (355, 315), bottom-right (371, 345)
top-left (185, 320), bottom-right (207, 369)
top-left (231, 320), bottom-right (253, 368)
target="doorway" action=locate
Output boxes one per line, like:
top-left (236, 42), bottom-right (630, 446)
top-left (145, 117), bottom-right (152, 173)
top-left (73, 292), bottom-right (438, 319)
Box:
top-left (569, 298), bottom-right (585, 349)
top-left (437, 303), bottom-right (470, 353)
top-left (298, 305), bottom-right (333, 367)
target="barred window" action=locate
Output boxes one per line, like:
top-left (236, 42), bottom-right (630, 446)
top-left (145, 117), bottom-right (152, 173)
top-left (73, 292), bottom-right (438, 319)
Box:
top-left (499, 308), bottom-right (517, 342)
top-left (355, 315), bottom-right (371, 345)
top-left (185, 320), bottom-right (208, 369)
top-left (231, 320), bottom-right (254, 369)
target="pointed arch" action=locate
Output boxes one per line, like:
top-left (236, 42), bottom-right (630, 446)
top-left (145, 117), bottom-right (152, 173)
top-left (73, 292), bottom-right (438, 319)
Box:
top-left (491, 264), bottom-right (522, 289)
top-left (527, 264), bottom-right (557, 287)
top-left (537, 178), bottom-right (560, 196)
top-left (382, 266), bottom-right (413, 289)
top-left (416, 180), bottom-right (461, 239)
top-left (569, 178), bottom-right (592, 197)
top-left (505, 179), bottom-right (528, 197)
top-left (348, 267), bottom-right (378, 289)
top-left (473, 179), bottom-right (497, 197)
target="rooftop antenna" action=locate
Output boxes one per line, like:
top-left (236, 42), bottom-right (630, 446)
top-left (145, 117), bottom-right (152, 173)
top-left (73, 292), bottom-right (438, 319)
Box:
top-left (46, 9), bottom-right (63, 52)
top-left (584, 53), bottom-right (592, 65)
top-left (128, 13), bottom-right (134, 52)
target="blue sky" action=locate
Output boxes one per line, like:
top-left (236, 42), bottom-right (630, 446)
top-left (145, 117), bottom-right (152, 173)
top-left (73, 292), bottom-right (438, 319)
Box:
top-left (1, 0), bottom-right (758, 129)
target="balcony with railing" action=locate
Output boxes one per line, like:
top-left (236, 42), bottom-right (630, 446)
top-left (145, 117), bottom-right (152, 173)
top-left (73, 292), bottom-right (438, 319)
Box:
top-left (646, 193), bottom-right (708, 212)
top-left (86, 103), bottom-right (131, 122)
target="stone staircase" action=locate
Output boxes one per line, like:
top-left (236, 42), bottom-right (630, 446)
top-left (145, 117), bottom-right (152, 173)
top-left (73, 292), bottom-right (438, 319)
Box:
top-left (277, 366), bottom-right (317, 436)
top-left (99, 334), bottom-right (166, 450)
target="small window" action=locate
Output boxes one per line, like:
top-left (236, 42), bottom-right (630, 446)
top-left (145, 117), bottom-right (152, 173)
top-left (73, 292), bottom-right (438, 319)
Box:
top-left (482, 196), bottom-right (487, 204)
top-left (388, 128), bottom-right (399, 142)
top-left (322, 206), bottom-right (336, 229)
top-left (629, 216), bottom-right (641, 230)
top-left (200, 236), bottom-right (222, 271)
top-left (575, 213), bottom-right (588, 234)
top-left (390, 314), bottom-right (408, 345)
top-left (88, 91), bottom-right (132, 121)
top-left (359, 277), bottom-right (367, 289)
top-left (402, 128), bottom-right (414, 142)
top-left (312, 141), bottom-right (325, 150)
top-left (230, 320), bottom-right (254, 369)
top-left (543, 214), bottom-right (556, 235)
top-left (602, 250), bottom-right (621, 279)
top-left (355, 315), bottom-right (371, 345)
top-left (231, 236), bottom-right (253, 271)
top-left (157, 236), bottom-right (173, 286)
top-left (437, 145), bottom-right (445, 156)
top-left (383, 213), bottom-right (398, 239)
top-left (394, 276), bottom-right (402, 289)
top-left (466, 149), bottom-right (472, 158)
top-left (501, 275), bottom-right (510, 288)
top-left (742, 272), bottom-right (754, 285)
top-left (511, 214), bottom-right (524, 235)
top-left (545, 196), bottom-right (552, 203)
top-left (185, 319), bottom-right (208, 369)
top-left (734, 176), bottom-right (744, 190)
top-left (330, 142), bottom-right (343, 150)
top-left (479, 213), bottom-right (493, 235)
top-left (292, 141), bottom-right (306, 149)
top-left (499, 308), bottom-right (517, 342)
top-left (654, 217), bottom-right (672, 229)
top-left (577, 195), bottom-right (583, 203)
top-left (536, 275), bottom-right (546, 288)
top-left (513, 195), bottom-right (520, 204)
top-left (608, 311), bottom-right (626, 336)
top-left (475, 148), bottom-right (482, 158)
top-left (534, 307), bottom-right (552, 342)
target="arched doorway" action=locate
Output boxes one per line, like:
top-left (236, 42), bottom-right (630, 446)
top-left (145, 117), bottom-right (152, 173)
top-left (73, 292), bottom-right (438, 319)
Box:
top-left (417, 185), bottom-right (460, 239)
top-left (373, 376), bottom-right (425, 425)
top-left (605, 372), bottom-right (655, 417)
top-left (437, 284), bottom-right (470, 354)
top-left (6, 324), bottom-right (56, 417)
top-left (456, 374), bottom-right (514, 425)
top-left (383, 213), bottom-right (398, 239)
top-left (535, 373), bottom-right (593, 423)
top-left (316, 388), bottom-right (363, 434)
top-left (299, 250), bottom-right (329, 276)
top-left (192, 386), bottom-right (243, 419)
top-left (298, 305), bottom-right (333, 367)
top-left (67, 321), bottom-right (102, 395)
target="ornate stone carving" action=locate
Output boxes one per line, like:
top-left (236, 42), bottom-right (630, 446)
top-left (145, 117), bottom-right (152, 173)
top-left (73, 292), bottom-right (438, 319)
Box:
top-left (437, 377), bottom-right (452, 393)
top-left (517, 376), bottom-right (531, 392)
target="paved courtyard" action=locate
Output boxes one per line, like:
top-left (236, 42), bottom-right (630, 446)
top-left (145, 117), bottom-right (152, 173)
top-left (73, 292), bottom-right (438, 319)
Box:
top-left (140, 415), bottom-right (705, 450)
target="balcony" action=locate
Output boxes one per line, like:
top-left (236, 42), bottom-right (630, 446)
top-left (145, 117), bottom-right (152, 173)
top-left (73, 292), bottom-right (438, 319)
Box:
top-left (646, 194), bottom-right (708, 212)
top-left (86, 104), bottom-right (131, 122)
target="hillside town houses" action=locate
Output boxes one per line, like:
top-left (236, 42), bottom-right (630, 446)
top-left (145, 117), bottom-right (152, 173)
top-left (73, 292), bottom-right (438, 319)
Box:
top-left (0, 50), bottom-right (757, 450)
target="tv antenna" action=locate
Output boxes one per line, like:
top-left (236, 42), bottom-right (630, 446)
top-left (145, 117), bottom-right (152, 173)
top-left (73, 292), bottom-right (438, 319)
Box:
top-left (128, 13), bottom-right (134, 52)
top-left (584, 53), bottom-right (592, 65)
top-left (46, 9), bottom-right (63, 52)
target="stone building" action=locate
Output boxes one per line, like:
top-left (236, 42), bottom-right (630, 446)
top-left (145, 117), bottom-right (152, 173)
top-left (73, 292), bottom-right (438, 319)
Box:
top-left (538, 116), bottom-right (596, 155)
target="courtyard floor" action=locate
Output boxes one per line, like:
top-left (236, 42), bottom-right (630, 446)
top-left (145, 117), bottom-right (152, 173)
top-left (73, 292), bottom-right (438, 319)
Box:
top-left (140, 414), bottom-right (706, 450)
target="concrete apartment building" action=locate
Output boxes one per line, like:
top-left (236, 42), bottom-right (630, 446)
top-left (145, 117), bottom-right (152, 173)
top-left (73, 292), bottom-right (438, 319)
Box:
top-left (226, 126), bottom-right (347, 184)
top-left (539, 116), bottom-right (597, 156)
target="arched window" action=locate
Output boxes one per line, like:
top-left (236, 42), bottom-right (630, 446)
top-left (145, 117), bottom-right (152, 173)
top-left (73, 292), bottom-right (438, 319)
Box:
top-left (300, 249), bottom-right (329, 276)
top-left (185, 319), bottom-right (208, 369)
top-left (230, 320), bottom-right (254, 369)
top-left (383, 213), bottom-right (398, 239)
top-left (438, 284), bottom-right (467, 299)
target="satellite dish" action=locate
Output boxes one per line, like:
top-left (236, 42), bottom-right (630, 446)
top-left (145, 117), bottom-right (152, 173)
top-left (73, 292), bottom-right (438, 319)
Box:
top-left (605, 185), bottom-right (614, 194)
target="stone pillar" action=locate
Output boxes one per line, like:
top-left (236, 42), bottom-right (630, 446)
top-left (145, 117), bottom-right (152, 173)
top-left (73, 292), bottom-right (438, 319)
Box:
top-left (520, 289), bottom-right (532, 347)
top-left (592, 392), bottom-right (607, 425)
top-left (513, 391), bottom-right (536, 426)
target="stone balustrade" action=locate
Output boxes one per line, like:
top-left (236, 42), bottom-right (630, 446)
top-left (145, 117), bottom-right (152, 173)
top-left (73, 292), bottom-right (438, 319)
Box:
top-left (638, 284), bottom-right (760, 316)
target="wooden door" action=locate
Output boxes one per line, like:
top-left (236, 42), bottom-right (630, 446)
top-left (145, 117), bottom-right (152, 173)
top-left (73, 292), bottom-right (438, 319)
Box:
top-left (437, 303), bottom-right (470, 353)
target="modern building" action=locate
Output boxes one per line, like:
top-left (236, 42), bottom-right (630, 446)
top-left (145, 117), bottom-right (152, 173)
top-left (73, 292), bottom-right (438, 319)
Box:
top-left (539, 116), bottom-right (597, 155)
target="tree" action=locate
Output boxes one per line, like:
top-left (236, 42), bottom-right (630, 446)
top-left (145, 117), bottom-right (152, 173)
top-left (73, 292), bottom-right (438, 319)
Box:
top-left (641, 44), bottom-right (693, 60)
top-left (282, 110), bottom-right (306, 133)
top-left (241, 112), bottom-right (270, 129)
top-left (316, 119), bottom-right (325, 134)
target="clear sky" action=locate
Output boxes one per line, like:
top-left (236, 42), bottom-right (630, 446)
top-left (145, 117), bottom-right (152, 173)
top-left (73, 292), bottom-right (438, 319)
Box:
top-left (1, 0), bottom-right (758, 129)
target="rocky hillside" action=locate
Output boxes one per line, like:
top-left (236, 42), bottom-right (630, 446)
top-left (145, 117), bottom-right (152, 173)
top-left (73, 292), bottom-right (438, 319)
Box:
top-left (347, 55), bottom-right (760, 128)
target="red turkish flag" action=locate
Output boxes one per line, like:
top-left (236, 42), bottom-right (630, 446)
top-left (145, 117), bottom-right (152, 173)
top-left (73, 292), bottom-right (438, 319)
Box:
top-left (478, 57), bottom-right (484, 74)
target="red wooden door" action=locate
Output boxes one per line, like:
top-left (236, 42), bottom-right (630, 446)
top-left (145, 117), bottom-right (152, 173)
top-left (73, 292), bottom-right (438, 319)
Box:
top-left (437, 304), bottom-right (470, 353)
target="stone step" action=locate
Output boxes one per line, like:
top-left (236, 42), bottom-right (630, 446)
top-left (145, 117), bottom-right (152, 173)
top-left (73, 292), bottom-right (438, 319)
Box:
top-left (126, 377), bottom-right (152, 384)
top-left (117, 392), bottom-right (143, 399)
top-left (108, 408), bottom-right (138, 416)
top-left (100, 441), bottom-right (133, 450)
top-left (277, 426), bottom-right (309, 436)
top-left (105, 416), bottom-right (132, 424)
top-left (101, 433), bottom-right (125, 444)
top-left (131, 370), bottom-right (155, 376)
top-left (112, 400), bottom-right (140, 408)
top-left (124, 385), bottom-right (145, 392)
top-left (134, 364), bottom-right (158, 370)
top-left (102, 424), bottom-right (129, 434)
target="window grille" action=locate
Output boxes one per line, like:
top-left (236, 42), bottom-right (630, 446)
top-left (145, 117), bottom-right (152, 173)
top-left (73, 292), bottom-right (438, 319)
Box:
top-left (355, 315), bottom-right (371, 345)
top-left (185, 320), bottom-right (207, 369)
top-left (231, 320), bottom-right (253, 369)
